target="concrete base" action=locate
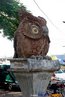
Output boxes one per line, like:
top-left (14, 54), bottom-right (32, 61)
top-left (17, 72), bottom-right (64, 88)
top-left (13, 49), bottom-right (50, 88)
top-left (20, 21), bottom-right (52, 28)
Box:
top-left (14, 71), bottom-right (52, 97)
top-left (9, 57), bottom-right (60, 97)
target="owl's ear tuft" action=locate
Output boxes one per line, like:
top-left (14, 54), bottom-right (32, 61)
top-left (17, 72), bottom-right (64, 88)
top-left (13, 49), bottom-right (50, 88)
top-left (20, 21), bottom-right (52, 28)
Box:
top-left (38, 16), bottom-right (47, 25)
top-left (18, 10), bottom-right (33, 21)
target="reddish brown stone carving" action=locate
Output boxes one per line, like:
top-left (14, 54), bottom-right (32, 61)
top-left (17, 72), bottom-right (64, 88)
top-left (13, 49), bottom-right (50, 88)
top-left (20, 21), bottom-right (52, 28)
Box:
top-left (14, 12), bottom-right (50, 58)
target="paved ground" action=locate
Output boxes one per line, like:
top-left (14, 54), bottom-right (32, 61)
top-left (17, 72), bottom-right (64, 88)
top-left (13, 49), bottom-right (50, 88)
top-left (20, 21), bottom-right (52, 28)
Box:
top-left (0, 90), bottom-right (22, 97)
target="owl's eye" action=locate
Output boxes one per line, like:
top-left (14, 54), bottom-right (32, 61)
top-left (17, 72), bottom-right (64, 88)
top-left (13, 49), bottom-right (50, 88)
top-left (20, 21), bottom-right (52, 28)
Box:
top-left (31, 25), bottom-right (39, 34)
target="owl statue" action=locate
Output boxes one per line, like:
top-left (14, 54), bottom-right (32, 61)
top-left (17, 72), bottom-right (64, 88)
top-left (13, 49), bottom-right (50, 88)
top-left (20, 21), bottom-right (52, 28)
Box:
top-left (14, 11), bottom-right (50, 58)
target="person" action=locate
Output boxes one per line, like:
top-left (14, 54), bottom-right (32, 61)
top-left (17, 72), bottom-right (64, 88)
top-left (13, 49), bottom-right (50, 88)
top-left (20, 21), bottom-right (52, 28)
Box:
top-left (49, 73), bottom-right (59, 93)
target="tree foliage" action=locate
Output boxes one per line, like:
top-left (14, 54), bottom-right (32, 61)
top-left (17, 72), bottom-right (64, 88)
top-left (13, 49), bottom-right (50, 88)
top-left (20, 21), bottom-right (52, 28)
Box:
top-left (0, 0), bottom-right (28, 39)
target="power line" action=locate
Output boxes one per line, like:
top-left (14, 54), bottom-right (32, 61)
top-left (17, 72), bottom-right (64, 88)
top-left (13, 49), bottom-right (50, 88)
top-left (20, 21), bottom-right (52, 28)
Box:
top-left (33, 0), bottom-right (62, 32)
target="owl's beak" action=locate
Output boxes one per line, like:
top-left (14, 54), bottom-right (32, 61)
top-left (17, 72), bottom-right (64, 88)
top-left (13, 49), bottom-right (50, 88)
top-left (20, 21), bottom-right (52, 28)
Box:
top-left (42, 26), bottom-right (49, 36)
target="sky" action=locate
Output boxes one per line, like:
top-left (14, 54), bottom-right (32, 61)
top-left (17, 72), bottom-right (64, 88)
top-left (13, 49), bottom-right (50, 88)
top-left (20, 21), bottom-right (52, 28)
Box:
top-left (0, 0), bottom-right (65, 58)
top-left (0, 33), bottom-right (14, 58)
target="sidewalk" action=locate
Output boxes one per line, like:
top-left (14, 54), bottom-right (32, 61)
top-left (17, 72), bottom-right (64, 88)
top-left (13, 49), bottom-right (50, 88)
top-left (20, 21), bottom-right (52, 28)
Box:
top-left (0, 91), bottom-right (22, 97)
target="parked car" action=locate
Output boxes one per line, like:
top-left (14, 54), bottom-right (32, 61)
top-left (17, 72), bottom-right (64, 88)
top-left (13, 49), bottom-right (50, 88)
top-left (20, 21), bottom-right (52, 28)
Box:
top-left (0, 64), bottom-right (21, 91)
top-left (54, 69), bottom-right (65, 81)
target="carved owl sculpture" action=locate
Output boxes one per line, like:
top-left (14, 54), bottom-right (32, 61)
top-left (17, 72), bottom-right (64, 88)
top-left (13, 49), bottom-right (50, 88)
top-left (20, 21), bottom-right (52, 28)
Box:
top-left (14, 12), bottom-right (50, 58)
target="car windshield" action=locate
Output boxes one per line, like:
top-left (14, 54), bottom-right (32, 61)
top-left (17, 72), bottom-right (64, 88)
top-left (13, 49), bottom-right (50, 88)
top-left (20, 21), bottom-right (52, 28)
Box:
top-left (55, 70), bottom-right (64, 73)
top-left (62, 70), bottom-right (65, 72)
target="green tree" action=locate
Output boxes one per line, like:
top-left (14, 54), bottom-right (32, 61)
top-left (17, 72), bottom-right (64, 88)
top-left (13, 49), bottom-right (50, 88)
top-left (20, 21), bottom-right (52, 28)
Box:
top-left (0, 0), bottom-right (28, 40)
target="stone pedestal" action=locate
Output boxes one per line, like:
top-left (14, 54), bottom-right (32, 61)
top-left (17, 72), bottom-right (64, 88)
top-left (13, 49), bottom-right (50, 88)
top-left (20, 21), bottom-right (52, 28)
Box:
top-left (9, 57), bottom-right (60, 97)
